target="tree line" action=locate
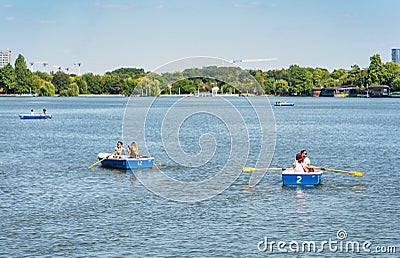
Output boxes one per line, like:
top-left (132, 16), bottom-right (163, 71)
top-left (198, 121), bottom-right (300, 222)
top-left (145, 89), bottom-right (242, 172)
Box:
top-left (1, 53), bottom-right (400, 96)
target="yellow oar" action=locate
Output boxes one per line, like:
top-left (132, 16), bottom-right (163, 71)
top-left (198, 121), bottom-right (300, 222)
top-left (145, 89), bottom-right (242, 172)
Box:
top-left (242, 167), bottom-right (286, 172)
top-left (154, 163), bottom-right (165, 167)
top-left (310, 166), bottom-right (364, 177)
top-left (88, 151), bottom-right (118, 169)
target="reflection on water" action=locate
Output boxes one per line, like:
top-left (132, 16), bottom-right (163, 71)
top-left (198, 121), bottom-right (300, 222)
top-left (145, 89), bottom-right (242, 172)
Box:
top-left (295, 189), bottom-right (309, 216)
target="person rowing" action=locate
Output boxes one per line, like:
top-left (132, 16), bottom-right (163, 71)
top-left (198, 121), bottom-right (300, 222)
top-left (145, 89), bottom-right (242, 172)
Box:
top-left (113, 141), bottom-right (130, 158)
top-left (300, 149), bottom-right (314, 172)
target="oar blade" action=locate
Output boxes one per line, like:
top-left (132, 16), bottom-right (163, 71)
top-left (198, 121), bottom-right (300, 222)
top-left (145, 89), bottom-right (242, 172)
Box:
top-left (154, 163), bottom-right (166, 167)
top-left (349, 171), bottom-right (364, 177)
top-left (242, 167), bottom-right (256, 172)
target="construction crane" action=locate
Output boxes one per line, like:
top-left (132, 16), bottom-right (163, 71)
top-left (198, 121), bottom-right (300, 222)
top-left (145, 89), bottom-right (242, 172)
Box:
top-left (28, 61), bottom-right (49, 72)
top-left (29, 62), bottom-right (35, 72)
top-left (53, 65), bottom-right (62, 72)
top-left (74, 62), bottom-right (81, 76)
top-left (42, 62), bottom-right (49, 72)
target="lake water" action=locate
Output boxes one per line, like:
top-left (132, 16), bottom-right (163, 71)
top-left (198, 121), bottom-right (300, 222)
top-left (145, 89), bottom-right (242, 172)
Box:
top-left (0, 96), bottom-right (399, 257)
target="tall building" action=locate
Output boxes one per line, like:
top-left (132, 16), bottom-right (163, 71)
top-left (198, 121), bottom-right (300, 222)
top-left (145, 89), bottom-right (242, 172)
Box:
top-left (0, 49), bottom-right (12, 68)
top-left (392, 48), bottom-right (400, 64)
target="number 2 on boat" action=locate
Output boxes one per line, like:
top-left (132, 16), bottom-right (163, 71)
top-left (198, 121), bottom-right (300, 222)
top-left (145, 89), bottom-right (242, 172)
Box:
top-left (296, 176), bottom-right (302, 184)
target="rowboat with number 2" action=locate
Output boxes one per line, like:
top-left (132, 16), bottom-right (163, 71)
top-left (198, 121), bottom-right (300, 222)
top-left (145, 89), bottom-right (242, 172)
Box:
top-left (282, 169), bottom-right (323, 186)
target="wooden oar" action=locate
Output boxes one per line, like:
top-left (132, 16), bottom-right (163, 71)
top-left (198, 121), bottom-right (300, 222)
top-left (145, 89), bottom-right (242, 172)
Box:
top-left (242, 167), bottom-right (287, 172)
top-left (310, 166), bottom-right (364, 177)
top-left (88, 151), bottom-right (118, 169)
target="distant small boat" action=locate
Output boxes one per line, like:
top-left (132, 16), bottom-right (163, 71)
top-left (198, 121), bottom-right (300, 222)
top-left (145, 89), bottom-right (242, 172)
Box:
top-left (391, 92), bottom-right (400, 98)
top-left (282, 170), bottom-right (323, 186)
top-left (274, 101), bottom-right (294, 107)
top-left (97, 152), bottom-right (155, 169)
top-left (19, 113), bottom-right (52, 119)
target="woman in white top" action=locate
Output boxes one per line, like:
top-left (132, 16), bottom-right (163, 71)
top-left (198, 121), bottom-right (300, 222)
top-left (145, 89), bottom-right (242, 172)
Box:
top-left (292, 153), bottom-right (309, 172)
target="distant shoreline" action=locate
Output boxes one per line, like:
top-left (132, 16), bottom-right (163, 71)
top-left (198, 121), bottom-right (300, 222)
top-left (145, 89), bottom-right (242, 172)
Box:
top-left (0, 94), bottom-right (126, 97)
top-left (0, 93), bottom-right (273, 98)
top-left (1, 93), bottom-right (397, 98)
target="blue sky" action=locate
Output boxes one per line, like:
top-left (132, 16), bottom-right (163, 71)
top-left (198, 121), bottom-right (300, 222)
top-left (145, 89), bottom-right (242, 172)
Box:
top-left (1, 0), bottom-right (400, 74)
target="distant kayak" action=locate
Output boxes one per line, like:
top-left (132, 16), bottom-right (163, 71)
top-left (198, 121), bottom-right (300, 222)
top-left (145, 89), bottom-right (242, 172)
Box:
top-left (19, 113), bottom-right (52, 119)
top-left (274, 102), bottom-right (294, 107)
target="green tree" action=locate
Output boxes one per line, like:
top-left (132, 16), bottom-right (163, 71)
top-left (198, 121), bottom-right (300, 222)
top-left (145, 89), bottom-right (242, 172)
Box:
top-left (331, 69), bottom-right (348, 86)
top-left (171, 78), bottom-right (196, 94)
top-left (83, 73), bottom-right (103, 94)
top-left (324, 77), bottom-right (340, 87)
top-left (287, 65), bottom-right (313, 95)
top-left (34, 71), bottom-right (52, 82)
top-left (59, 83), bottom-right (79, 96)
top-left (133, 75), bottom-right (160, 96)
top-left (52, 71), bottom-right (71, 93)
top-left (263, 78), bottom-right (275, 94)
top-left (313, 68), bottom-right (330, 87)
top-left (0, 63), bottom-right (16, 94)
top-left (74, 76), bottom-right (88, 94)
top-left (14, 54), bottom-right (33, 93)
top-left (250, 69), bottom-right (266, 93)
top-left (274, 79), bottom-right (289, 94)
top-left (382, 61), bottom-right (400, 87)
top-left (67, 83), bottom-right (79, 96)
top-left (105, 67), bottom-right (145, 79)
top-left (367, 54), bottom-right (384, 85)
top-left (103, 74), bottom-right (125, 94)
top-left (391, 77), bottom-right (400, 92)
top-left (122, 77), bottom-right (140, 96)
top-left (38, 80), bottom-right (56, 96)
top-left (347, 64), bottom-right (364, 86)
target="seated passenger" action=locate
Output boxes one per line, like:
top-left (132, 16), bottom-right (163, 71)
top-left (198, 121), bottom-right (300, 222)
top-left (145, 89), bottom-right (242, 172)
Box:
top-left (128, 141), bottom-right (140, 158)
top-left (292, 153), bottom-right (309, 172)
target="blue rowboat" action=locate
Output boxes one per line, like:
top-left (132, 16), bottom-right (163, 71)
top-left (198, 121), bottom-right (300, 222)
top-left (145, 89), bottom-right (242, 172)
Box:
top-left (19, 113), bottom-right (52, 119)
top-left (282, 170), bottom-right (323, 186)
top-left (97, 152), bottom-right (155, 169)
